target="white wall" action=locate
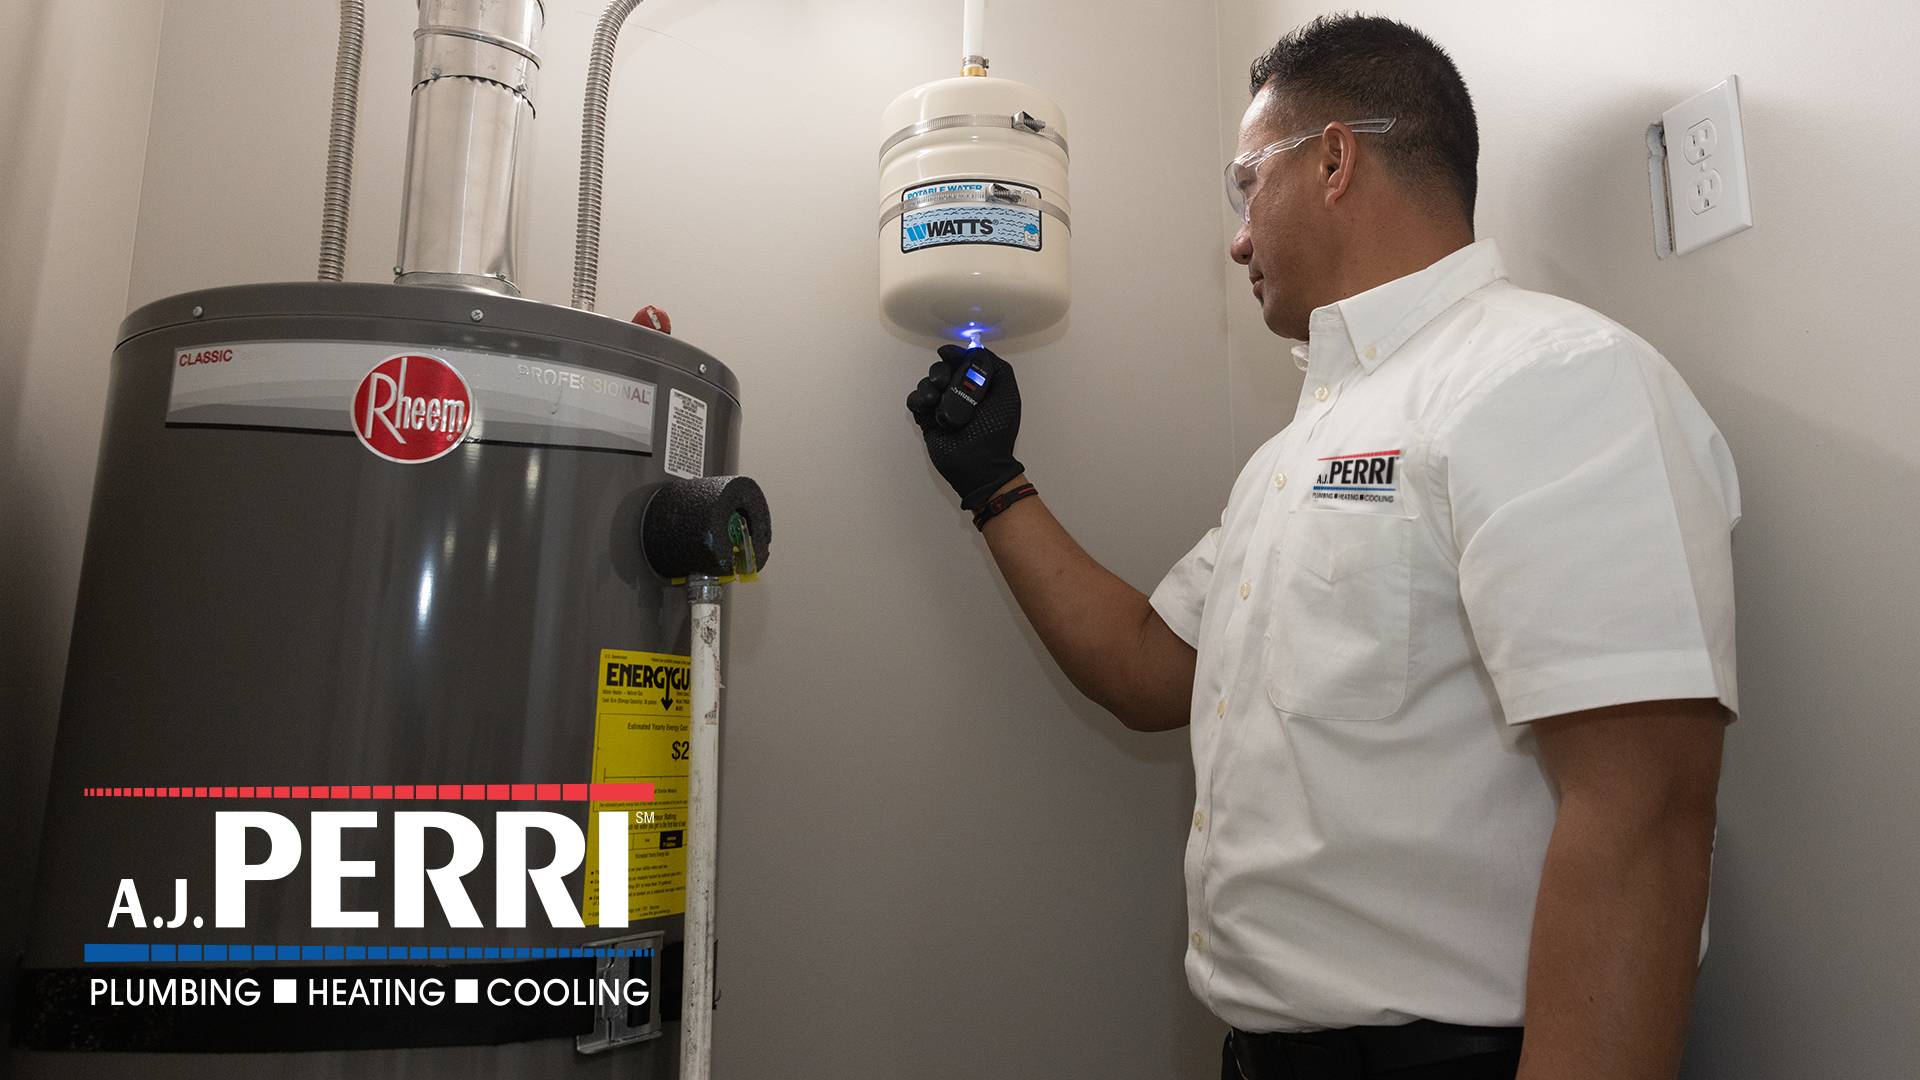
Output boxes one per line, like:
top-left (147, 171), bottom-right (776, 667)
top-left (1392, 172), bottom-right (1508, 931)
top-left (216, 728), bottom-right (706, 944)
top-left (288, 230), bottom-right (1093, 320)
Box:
top-left (96, 0), bottom-right (1233, 1074)
top-left (28, 2), bottom-right (1904, 1074)
top-left (0, 0), bottom-right (165, 1025)
top-left (1218, 2), bottom-right (1920, 1075)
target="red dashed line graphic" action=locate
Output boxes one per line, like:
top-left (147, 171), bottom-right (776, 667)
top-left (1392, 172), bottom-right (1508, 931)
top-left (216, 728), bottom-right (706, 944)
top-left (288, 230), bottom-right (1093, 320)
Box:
top-left (81, 783), bottom-right (653, 802)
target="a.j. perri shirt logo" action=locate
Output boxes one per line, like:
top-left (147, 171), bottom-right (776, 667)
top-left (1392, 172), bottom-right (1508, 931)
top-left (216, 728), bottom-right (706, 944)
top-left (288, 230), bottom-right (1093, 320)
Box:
top-left (1312, 449), bottom-right (1401, 504)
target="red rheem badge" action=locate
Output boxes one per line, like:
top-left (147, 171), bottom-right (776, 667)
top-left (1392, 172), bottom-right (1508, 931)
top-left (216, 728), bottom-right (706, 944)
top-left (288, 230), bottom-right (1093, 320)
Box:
top-left (351, 354), bottom-right (475, 463)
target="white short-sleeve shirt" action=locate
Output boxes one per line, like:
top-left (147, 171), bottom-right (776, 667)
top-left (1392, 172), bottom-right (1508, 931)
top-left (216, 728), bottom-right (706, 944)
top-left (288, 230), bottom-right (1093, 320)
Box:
top-left (1149, 238), bottom-right (1739, 1033)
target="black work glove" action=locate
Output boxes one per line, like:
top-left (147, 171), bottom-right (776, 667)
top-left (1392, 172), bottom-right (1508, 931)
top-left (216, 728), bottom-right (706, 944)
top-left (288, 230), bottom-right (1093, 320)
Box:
top-left (905, 344), bottom-right (1024, 511)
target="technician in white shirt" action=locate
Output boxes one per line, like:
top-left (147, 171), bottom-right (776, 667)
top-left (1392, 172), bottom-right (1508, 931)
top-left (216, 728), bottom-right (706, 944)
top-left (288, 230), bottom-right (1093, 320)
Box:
top-left (906, 15), bottom-right (1737, 1080)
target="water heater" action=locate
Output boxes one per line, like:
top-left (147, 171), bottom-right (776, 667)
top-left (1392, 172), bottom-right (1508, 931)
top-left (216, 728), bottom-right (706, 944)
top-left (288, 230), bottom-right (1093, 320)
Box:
top-left (876, 1), bottom-right (1071, 347)
top-left (8, 1), bottom-right (765, 1076)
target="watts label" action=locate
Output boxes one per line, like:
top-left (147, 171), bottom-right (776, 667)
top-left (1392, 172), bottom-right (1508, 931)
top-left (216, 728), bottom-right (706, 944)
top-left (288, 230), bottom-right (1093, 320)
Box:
top-left (901, 179), bottom-right (1043, 253)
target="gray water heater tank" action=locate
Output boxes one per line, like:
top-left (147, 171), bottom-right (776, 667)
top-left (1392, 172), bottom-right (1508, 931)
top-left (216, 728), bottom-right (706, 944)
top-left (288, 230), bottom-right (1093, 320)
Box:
top-left (9, 281), bottom-right (742, 1076)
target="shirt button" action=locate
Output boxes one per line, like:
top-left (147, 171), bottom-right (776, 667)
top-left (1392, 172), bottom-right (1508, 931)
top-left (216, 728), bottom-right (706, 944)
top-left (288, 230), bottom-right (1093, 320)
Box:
top-left (1364, 345), bottom-right (1378, 360)
top-left (1238, 582), bottom-right (1251, 600)
top-left (1274, 472), bottom-right (1287, 489)
top-left (1193, 810), bottom-right (1205, 830)
top-left (1216, 698), bottom-right (1227, 718)
top-left (1191, 930), bottom-right (1205, 951)
top-left (1314, 385), bottom-right (1330, 401)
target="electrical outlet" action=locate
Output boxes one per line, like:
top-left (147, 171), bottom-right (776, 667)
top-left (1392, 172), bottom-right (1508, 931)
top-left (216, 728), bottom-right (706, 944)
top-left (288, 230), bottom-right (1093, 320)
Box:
top-left (1688, 169), bottom-right (1722, 215)
top-left (1661, 76), bottom-right (1753, 255)
top-left (1681, 119), bottom-right (1716, 165)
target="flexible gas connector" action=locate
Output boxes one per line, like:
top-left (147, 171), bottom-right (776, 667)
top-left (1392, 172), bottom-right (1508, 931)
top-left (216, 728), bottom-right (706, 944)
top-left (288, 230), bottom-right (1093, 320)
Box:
top-left (572, 0), bottom-right (648, 311)
top-left (317, 0), bottom-right (365, 281)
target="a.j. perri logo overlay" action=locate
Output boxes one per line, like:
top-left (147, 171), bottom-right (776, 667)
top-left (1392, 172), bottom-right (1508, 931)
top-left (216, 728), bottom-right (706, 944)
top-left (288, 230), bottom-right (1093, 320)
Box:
top-left (352, 354), bottom-right (474, 463)
top-left (87, 785), bottom-right (655, 932)
top-left (1312, 448), bottom-right (1402, 504)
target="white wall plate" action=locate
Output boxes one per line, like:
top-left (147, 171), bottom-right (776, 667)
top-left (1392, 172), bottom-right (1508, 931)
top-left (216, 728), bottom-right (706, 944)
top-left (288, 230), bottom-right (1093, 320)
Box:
top-left (1661, 75), bottom-right (1755, 256)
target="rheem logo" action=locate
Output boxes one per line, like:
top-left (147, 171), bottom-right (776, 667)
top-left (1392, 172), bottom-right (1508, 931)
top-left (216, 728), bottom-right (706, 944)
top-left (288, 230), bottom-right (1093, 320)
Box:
top-left (352, 354), bottom-right (474, 463)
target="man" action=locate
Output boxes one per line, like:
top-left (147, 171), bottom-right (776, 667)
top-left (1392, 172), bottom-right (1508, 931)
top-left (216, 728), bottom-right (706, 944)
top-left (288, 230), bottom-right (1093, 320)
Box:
top-left (906, 14), bottom-right (1739, 1080)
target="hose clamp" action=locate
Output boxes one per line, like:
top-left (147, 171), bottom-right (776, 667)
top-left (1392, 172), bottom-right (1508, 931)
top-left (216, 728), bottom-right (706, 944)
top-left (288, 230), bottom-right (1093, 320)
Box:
top-left (879, 111), bottom-right (1070, 161)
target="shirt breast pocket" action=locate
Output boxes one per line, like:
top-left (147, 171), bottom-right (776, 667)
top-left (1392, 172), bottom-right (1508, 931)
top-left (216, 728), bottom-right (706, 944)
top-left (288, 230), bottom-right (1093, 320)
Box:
top-left (1266, 509), bottom-right (1413, 721)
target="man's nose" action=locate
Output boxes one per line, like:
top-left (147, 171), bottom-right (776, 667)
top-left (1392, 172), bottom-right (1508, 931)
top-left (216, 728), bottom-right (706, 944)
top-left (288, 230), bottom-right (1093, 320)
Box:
top-left (1229, 221), bottom-right (1253, 265)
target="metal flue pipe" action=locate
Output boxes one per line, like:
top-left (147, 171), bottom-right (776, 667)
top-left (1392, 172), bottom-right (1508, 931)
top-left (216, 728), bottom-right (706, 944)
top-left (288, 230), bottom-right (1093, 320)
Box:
top-left (394, 0), bottom-right (544, 295)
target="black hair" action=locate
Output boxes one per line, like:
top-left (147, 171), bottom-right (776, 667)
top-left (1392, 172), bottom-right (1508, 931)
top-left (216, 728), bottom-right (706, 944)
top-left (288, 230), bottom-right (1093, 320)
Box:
top-left (1248, 13), bottom-right (1478, 225)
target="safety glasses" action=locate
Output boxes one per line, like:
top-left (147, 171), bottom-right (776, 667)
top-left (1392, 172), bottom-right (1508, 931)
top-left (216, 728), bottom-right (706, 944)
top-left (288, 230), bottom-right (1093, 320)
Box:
top-left (1225, 117), bottom-right (1396, 222)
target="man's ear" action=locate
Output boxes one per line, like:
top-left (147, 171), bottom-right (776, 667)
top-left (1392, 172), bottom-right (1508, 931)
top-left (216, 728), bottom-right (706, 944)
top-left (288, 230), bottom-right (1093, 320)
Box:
top-left (1320, 122), bottom-right (1358, 209)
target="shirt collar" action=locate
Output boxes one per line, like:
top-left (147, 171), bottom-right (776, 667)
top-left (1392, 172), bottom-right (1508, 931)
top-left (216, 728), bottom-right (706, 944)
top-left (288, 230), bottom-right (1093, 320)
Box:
top-left (1304, 238), bottom-right (1508, 376)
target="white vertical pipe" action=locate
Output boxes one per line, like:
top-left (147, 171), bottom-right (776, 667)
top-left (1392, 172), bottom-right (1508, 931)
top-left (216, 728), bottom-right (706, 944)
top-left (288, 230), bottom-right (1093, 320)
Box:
top-left (963, 0), bottom-right (986, 60)
top-left (678, 595), bottom-right (723, 1080)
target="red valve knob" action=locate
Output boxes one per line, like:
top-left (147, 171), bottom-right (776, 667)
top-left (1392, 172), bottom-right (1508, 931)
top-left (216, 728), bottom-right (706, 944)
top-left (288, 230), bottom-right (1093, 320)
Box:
top-left (633, 306), bottom-right (672, 335)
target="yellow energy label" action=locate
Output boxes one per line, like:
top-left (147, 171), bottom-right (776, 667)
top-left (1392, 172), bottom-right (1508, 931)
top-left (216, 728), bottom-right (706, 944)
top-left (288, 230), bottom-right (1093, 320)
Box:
top-left (584, 648), bottom-right (692, 923)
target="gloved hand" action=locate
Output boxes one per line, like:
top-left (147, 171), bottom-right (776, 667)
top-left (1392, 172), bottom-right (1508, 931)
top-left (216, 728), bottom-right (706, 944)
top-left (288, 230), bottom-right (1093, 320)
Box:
top-left (906, 344), bottom-right (1024, 510)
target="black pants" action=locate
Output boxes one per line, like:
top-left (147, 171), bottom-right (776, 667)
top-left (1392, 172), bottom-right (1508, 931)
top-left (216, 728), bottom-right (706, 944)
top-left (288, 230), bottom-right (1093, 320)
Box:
top-left (1221, 1027), bottom-right (1523, 1080)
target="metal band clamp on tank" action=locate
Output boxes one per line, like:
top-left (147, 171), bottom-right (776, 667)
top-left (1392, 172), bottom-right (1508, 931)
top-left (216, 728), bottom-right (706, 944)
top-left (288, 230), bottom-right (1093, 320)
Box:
top-left (10, 0), bottom-right (771, 1077)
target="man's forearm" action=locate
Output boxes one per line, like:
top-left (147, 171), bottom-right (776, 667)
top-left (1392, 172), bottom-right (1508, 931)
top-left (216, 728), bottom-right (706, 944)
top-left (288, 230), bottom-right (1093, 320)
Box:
top-left (977, 476), bottom-right (1193, 731)
top-left (1517, 798), bottom-right (1716, 1079)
